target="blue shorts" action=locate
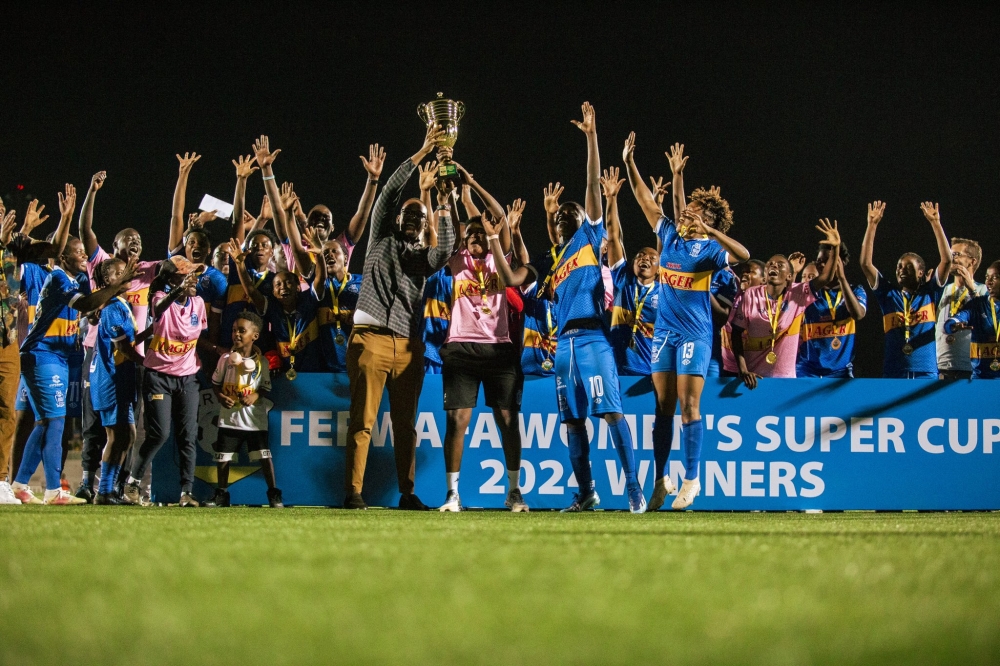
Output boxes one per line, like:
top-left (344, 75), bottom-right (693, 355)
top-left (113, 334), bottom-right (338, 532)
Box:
top-left (14, 376), bottom-right (31, 413)
top-left (66, 355), bottom-right (83, 419)
top-left (98, 402), bottom-right (135, 428)
top-left (554, 329), bottom-right (623, 422)
top-left (20, 354), bottom-right (69, 419)
top-left (651, 330), bottom-right (712, 376)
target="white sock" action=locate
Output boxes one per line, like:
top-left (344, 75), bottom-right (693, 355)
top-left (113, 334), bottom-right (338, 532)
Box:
top-left (507, 469), bottom-right (520, 491)
top-left (446, 472), bottom-right (460, 493)
top-left (11, 481), bottom-right (27, 490)
top-left (44, 488), bottom-right (60, 499)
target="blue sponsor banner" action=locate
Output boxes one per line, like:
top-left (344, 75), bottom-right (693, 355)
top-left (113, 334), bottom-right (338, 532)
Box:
top-left (152, 375), bottom-right (1000, 510)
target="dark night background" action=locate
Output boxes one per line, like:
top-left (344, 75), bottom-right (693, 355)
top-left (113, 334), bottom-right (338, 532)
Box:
top-left (2, 4), bottom-right (997, 377)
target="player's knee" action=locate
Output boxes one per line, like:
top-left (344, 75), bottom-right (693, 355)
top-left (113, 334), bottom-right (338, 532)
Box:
top-left (565, 418), bottom-right (587, 432)
top-left (603, 412), bottom-right (624, 425)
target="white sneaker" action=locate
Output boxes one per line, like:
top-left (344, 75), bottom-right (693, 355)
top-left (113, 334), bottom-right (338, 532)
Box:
top-left (11, 482), bottom-right (42, 505)
top-left (647, 475), bottom-right (677, 512)
top-left (439, 490), bottom-right (462, 512)
top-left (505, 488), bottom-right (529, 513)
top-left (0, 481), bottom-right (22, 505)
top-left (43, 489), bottom-right (88, 505)
top-left (671, 478), bottom-right (701, 510)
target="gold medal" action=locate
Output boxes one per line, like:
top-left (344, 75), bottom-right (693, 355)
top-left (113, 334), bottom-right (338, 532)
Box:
top-left (481, 306), bottom-right (492, 315)
top-left (541, 359), bottom-right (554, 371)
top-left (335, 334), bottom-right (345, 345)
top-left (766, 351), bottom-right (777, 364)
top-left (946, 335), bottom-right (955, 345)
top-left (830, 337), bottom-right (841, 350)
top-left (991, 359), bottom-right (1000, 372)
top-left (902, 343), bottom-right (914, 356)
top-left (286, 368), bottom-right (298, 381)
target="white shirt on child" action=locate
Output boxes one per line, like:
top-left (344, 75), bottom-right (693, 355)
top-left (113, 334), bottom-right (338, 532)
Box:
top-left (211, 349), bottom-right (273, 431)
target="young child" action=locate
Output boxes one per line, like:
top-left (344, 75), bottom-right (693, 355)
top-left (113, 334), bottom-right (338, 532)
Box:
top-left (210, 310), bottom-right (281, 507)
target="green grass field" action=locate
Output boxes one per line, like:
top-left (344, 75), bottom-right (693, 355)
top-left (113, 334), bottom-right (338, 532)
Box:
top-left (1, 509), bottom-right (998, 664)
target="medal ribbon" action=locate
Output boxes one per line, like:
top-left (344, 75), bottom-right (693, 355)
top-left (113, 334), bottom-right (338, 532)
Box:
top-left (991, 298), bottom-right (1000, 347)
top-left (285, 313), bottom-right (305, 369)
top-left (822, 289), bottom-right (843, 319)
top-left (632, 283), bottom-right (652, 342)
top-left (473, 260), bottom-right (491, 309)
top-left (540, 243), bottom-right (570, 298)
top-left (330, 274), bottom-right (350, 334)
top-left (544, 301), bottom-right (556, 361)
top-left (901, 291), bottom-right (916, 344)
top-left (765, 289), bottom-right (785, 357)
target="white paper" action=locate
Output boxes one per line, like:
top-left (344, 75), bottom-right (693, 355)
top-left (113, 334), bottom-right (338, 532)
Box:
top-left (198, 194), bottom-right (234, 220)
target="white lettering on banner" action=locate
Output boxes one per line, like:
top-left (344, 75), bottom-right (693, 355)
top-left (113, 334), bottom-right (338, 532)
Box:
top-left (479, 460), bottom-right (505, 493)
top-left (470, 413), bottom-right (502, 448)
top-left (337, 411), bottom-right (349, 447)
top-left (786, 417), bottom-right (815, 452)
top-left (643, 414), bottom-right (655, 450)
top-left (851, 417), bottom-right (875, 452)
top-left (949, 418), bottom-right (977, 454)
top-left (756, 416), bottom-right (781, 451)
top-left (519, 413), bottom-right (559, 449)
top-left (716, 416), bottom-right (742, 451)
top-left (820, 417), bottom-right (847, 452)
top-left (878, 418), bottom-right (905, 453)
top-left (918, 418), bottom-right (945, 454)
top-left (742, 461), bottom-right (766, 496)
top-left (769, 462), bottom-right (797, 497)
top-left (604, 460), bottom-right (651, 495)
top-left (706, 461), bottom-right (736, 496)
top-left (281, 411), bottom-right (304, 446)
top-left (309, 411), bottom-right (333, 446)
top-left (538, 461), bottom-right (565, 494)
top-left (985, 419), bottom-right (1000, 454)
top-left (673, 414), bottom-right (682, 450)
top-left (416, 413), bottom-right (442, 448)
top-left (372, 413), bottom-right (393, 447)
top-left (519, 461), bottom-right (536, 493)
top-left (799, 462), bottom-right (825, 497)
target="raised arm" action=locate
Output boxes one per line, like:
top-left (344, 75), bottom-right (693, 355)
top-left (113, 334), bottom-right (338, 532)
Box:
top-left (284, 198), bottom-right (315, 275)
top-left (571, 102), bottom-right (602, 222)
top-left (622, 133), bottom-right (662, 229)
top-left (418, 161), bottom-right (439, 248)
top-left (426, 185), bottom-right (456, 270)
top-left (461, 184), bottom-right (482, 219)
top-left (223, 238), bottom-right (266, 312)
top-left (302, 227), bottom-right (328, 296)
top-left (151, 272), bottom-right (198, 320)
top-left (920, 201), bottom-right (953, 285)
top-left (50, 184), bottom-right (75, 258)
top-left (253, 135), bottom-right (288, 247)
top-left (506, 200), bottom-right (530, 267)
top-left (170, 152), bottom-right (201, 251)
top-left (808, 219), bottom-right (841, 291)
top-left (18, 199), bottom-right (48, 239)
top-left (456, 164), bottom-right (511, 254)
top-left (838, 259), bottom-right (866, 321)
top-left (666, 143), bottom-right (688, 222)
top-left (75, 257), bottom-right (140, 313)
top-left (688, 214), bottom-right (750, 264)
top-left (859, 200), bottom-right (885, 289)
top-left (601, 168), bottom-right (626, 267)
top-left (344, 143), bottom-right (385, 244)
top-left (230, 154), bottom-right (258, 245)
top-left (369, 125), bottom-right (443, 243)
top-left (78, 171), bottom-right (106, 256)
top-left (542, 182), bottom-right (564, 245)
top-left (481, 215), bottom-right (534, 287)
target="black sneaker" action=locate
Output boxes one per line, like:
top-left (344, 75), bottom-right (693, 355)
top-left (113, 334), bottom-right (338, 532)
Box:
top-left (204, 488), bottom-right (230, 508)
top-left (94, 492), bottom-right (123, 505)
top-left (343, 492), bottom-right (367, 510)
top-left (398, 493), bottom-right (429, 511)
top-left (74, 484), bottom-right (95, 504)
top-left (267, 488), bottom-right (284, 509)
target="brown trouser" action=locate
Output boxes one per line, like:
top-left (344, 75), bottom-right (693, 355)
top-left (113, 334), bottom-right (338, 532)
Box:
top-left (345, 328), bottom-right (425, 496)
top-left (0, 343), bottom-right (19, 481)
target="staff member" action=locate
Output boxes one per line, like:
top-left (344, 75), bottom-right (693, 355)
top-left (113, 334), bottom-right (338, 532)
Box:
top-left (343, 124), bottom-right (455, 510)
top-left (937, 238), bottom-right (986, 379)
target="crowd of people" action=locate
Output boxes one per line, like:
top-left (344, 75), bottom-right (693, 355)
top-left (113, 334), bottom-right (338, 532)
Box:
top-left (1, 103), bottom-right (993, 512)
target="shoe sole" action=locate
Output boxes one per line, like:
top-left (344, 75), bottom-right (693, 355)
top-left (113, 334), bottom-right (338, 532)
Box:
top-left (630, 498), bottom-right (648, 514)
top-left (509, 504), bottom-right (529, 513)
top-left (438, 504), bottom-right (462, 512)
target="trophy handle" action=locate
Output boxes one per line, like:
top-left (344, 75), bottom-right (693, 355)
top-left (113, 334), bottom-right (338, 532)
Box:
top-left (456, 101), bottom-right (466, 121)
top-left (417, 103), bottom-right (429, 125)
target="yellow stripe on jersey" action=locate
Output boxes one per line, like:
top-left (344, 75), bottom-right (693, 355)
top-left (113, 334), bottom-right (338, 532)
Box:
top-left (970, 342), bottom-right (1000, 359)
top-left (803, 318), bottom-right (856, 341)
top-left (44, 317), bottom-right (80, 338)
top-left (610, 306), bottom-right (653, 338)
top-left (227, 284), bottom-right (250, 305)
top-left (523, 328), bottom-right (557, 354)
top-left (317, 306), bottom-right (354, 326)
top-left (121, 287), bottom-right (149, 308)
top-left (148, 335), bottom-right (198, 356)
top-left (882, 303), bottom-right (936, 333)
top-left (742, 315), bottom-right (804, 351)
top-left (657, 267), bottom-right (713, 291)
top-left (550, 245), bottom-right (599, 293)
top-left (424, 298), bottom-right (451, 320)
top-left (276, 320), bottom-right (320, 358)
top-left (27, 304), bottom-right (37, 325)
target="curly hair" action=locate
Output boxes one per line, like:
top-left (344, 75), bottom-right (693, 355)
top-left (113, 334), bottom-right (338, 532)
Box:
top-left (234, 310), bottom-right (264, 333)
top-left (95, 257), bottom-right (125, 289)
top-left (688, 188), bottom-right (734, 233)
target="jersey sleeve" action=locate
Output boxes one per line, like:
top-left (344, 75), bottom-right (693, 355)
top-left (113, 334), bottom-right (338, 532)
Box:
top-left (211, 355), bottom-right (227, 385)
top-left (50, 270), bottom-right (85, 308)
top-left (582, 215), bottom-right (606, 252)
top-left (708, 240), bottom-right (730, 270)
top-left (654, 216), bottom-right (675, 247)
top-left (791, 281), bottom-right (817, 308)
top-left (711, 269), bottom-right (739, 306)
top-left (853, 284), bottom-right (869, 311)
top-left (87, 246), bottom-right (111, 280)
top-left (610, 259), bottom-right (629, 290)
top-left (336, 230), bottom-right (356, 266)
top-left (209, 271), bottom-right (228, 311)
top-left (102, 304), bottom-right (129, 341)
top-left (730, 288), bottom-right (751, 329)
top-left (258, 362), bottom-right (272, 393)
top-left (872, 271), bottom-right (892, 311)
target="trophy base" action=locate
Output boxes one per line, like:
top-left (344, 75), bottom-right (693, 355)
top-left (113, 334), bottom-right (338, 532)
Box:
top-left (437, 162), bottom-right (462, 184)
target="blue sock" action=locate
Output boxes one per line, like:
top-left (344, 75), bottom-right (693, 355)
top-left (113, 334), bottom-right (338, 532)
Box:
top-left (682, 419), bottom-right (703, 481)
top-left (653, 414), bottom-right (674, 479)
top-left (98, 462), bottom-right (115, 495)
top-left (608, 418), bottom-right (638, 486)
top-left (566, 427), bottom-right (594, 494)
top-left (14, 424), bottom-right (46, 485)
top-left (40, 419), bottom-right (66, 490)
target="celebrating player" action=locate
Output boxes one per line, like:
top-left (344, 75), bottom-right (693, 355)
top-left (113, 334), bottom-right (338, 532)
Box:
top-left (937, 238), bottom-right (986, 379)
top-left (943, 260), bottom-right (1000, 378)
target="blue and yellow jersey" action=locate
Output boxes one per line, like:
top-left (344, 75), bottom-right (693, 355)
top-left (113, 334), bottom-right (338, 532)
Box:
top-left (197, 266), bottom-right (228, 312)
top-left (422, 267), bottom-right (453, 372)
top-left (19, 261), bottom-right (51, 327)
top-left (945, 295), bottom-right (1000, 379)
top-left (90, 297), bottom-right (137, 411)
top-left (609, 261), bottom-right (659, 376)
top-left (19, 266), bottom-right (90, 361)
top-left (654, 217), bottom-right (730, 342)
top-left (220, 257), bottom-right (274, 349)
top-left (531, 216), bottom-right (606, 335)
top-left (521, 281), bottom-right (558, 376)
top-left (873, 272), bottom-right (944, 376)
top-left (318, 273), bottom-right (362, 372)
top-left (709, 268), bottom-right (739, 366)
top-left (264, 291), bottom-right (322, 373)
top-left (797, 284), bottom-right (868, 377)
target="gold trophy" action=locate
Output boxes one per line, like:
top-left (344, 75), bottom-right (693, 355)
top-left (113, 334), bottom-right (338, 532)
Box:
top-left (418, 92), bottom-right (465, 182)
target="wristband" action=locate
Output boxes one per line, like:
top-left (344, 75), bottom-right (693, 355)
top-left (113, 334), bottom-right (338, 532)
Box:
top-left (262, 175), bottom-right (276, 181)
top-left (369, 178), bottom-right (379, 185)
top-left (486, 234), bottom-right (500, 241)
top-left (435, 205), bottom-right (450, 212)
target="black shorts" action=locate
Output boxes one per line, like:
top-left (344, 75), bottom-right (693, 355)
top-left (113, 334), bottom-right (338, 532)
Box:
top-left (440, 342), bottom-right (523, 410)
top-left (213, 427), bottom-right (271, 462)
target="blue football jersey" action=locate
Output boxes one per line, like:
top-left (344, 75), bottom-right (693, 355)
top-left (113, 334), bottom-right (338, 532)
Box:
top-left (318, 273), bottom-right (362, 372)
top-left (20, 267), bottom-right (90, 362)
top-left (797, 284), bottom-right (868, 377)
top-left (610, 260), bottom-right (659, 375)
top-left (873, 272), bottom-right (944, 376)
top-left (655, 217), bottom-right (730, 342)
top-left (520, 281), bottom-right (557, 376)
top-left (535, 216), bottom-right (606, 336)
top-left (220, 257), bottom-right (275, 348)
top-left (264, 290), bottom-right (322, 373)
top-left (19, 262), bottom-right (51, 327)
top-left (946, 295), bottom-right (1000, 379)
top-left (90, 297), bottom-right (137, 411)
top-left (197, 266), bottom-right (229, 312)
top-left (709, 267), bottom-right (739, 366)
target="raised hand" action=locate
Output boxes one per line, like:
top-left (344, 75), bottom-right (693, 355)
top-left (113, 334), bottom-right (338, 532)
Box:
top-left (58, 184), bottom-right (77, 219)
top-left (280, 182), bottom-right (298, 211)
top-left (89, 171), bottom-right (107, 193)
top-left (233, 154), bottom-right (259, 179)
top-left (0, 210), bottom-right (17, 245)
top-left (479, 213), bottom-right (501, 237)
top-left (816, 218), bottom-right (841, 246)
top-left (436, 146), bottom-right (454, 164)
top-left (788, 252), bottom-right (807, 276)
top-left (253, 135), bottom-right (281, 167)
top-left (361, 143), bottom-right (386, 180)
top-left (435, 179), bottom-right (456, 206)
top-left (22, 199), bottom-right (49, 234)
top-left (649, 176), bottom-right (670, 206)
top-left (571, 101), bottom-right (596, 134)
top-left (259, 195), bottom-right (273, 222)
top-left (920, 201), bottom-right (941, 226)
top-left (506, 199), bottom-right (526, 233)
top-left (623, 132), bottom-right (636, 163)
top-left (420, 124), bottom-right (446, 155)
top-left (600, 167), bottom-right (625, 198)
top-left (242, 210), bottom-right (257, 229)
top-left (176, 152), bottom-right (201, 175)
top-left (222, 238), bottom-right (246, 262)
top-left (188, 211), bottom-right (216, 232)
top-left (867, 200), bottom-right (886, 226)
top-left (543, 182), bottom-right (564, 215)
top-left (301, 226), bottom-right (322, 253)
top-left (954, 263), bottom-right (976, 286)
top-left (116, 256), bottom-right (140, 288)
top-left (708, 185), bottom-right (721, 197)
top-left (667, 143), bottom-right (688, 174)
top-left (418, 161), bottom-right (439, 192)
